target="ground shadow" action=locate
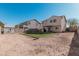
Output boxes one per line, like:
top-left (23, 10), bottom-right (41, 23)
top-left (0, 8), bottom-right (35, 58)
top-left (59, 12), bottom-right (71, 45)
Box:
top-left (68, 31), bottom-right (79, 56)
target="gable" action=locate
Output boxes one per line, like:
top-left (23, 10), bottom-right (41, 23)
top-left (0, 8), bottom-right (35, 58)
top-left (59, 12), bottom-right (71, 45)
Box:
top-left (42, 16), bottom-right (66, 23)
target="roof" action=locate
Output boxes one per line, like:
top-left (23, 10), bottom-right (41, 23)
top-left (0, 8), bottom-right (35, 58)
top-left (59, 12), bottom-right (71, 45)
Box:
top-left (42, 16), bottom-right (66, 23)
top-left (18, 19), bottom-right (41, 26)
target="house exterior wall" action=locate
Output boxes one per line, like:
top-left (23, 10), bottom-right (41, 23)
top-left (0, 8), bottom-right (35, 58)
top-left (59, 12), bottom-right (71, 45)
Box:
top-left (51, 26), bottom-right (61, 32)
top-left (43, 26), bottom-right (61, 32)
top-left (4, 27), bottom-right (15, 33)
top-left (15, 19), bottom-right (42, 33)
top-left (60, 16), bottom-right (66, 32)
top-left (27, 20), bottom-right (42, 30)
top-left (42, 16), bottom-right (61, 27)
top-left (42, 16), bottom-right (66, 32)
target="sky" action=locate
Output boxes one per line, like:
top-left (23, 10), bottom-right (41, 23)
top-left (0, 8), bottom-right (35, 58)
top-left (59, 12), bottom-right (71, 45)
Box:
top-left (0, 3), bottom-right (79, 27)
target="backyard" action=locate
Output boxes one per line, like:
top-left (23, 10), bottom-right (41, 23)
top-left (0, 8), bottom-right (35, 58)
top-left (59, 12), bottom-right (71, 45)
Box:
top-left (25, 33), bottom-right (54, 38)
top-left (0, 32), bottom-right (74, 55)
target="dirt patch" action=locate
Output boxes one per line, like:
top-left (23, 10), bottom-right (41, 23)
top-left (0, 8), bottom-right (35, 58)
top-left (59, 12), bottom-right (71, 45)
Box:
top-left (0, 33), bottom-right (74, 56)
top-left (29, 33), bottom-right (74, 56)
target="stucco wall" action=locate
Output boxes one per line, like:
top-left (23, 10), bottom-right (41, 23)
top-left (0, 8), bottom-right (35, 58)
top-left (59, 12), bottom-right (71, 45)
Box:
top-left (25, 20), bottom-right (42, 30)
top-left (42, 16), bottom-right (66, 32)
top-left (42, 16), bottom-right (61, 27)
top-left (60, 17), bottom-right (66, 32)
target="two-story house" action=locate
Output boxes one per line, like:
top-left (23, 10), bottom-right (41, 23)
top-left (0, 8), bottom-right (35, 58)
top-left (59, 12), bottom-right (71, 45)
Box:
top-left (42, 16), bottom-right (66, 32)
top-left (15, 19), bottom-right (42, 33)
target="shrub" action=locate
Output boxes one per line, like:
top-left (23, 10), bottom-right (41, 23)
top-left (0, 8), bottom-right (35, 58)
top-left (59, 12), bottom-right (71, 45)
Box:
top-left (66, 28), bottom-right (70, 32)
top-left (66, 27), bottom-right (77, 32)
top-left (25, 29), bottom-right (43, 34)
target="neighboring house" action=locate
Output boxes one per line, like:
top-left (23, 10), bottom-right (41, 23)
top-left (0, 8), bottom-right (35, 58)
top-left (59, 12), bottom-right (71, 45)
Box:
top-left (15, 19), bottom-right (42, 33)
top-left (4, 27), bottom-right (15, 33)
top-left (42, 16), bottom-right (67, 32)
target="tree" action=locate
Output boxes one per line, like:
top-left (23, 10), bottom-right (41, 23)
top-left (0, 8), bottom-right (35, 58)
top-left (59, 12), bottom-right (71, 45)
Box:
top-left (0, 21), bottom-right (4, 28)
top-left (67, 19), bottom-right (78, 31)
top-left (68, 19), bottom-right (78, 27)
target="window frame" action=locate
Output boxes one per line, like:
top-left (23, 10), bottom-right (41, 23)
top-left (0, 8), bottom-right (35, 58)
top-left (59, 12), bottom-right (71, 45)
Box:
top-left (53, 19), bottom-right (56, 23)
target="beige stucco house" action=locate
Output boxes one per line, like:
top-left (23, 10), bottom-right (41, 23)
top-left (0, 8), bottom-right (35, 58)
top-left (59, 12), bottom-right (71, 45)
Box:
top-left (42, 16), bottom-right (67, 32)
top-left (15, 19), bottom-right (42, 33)
top-left (4, 27), bottom-right (15, 33)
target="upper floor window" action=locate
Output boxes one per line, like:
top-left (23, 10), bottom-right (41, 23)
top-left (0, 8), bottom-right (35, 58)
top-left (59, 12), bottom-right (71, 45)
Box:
top-left (53, 19), bottom-right (56, 23)
top-left (50, 20), bottom-right (52, 23)
top-left (27, 22), bottom-right (30, 25)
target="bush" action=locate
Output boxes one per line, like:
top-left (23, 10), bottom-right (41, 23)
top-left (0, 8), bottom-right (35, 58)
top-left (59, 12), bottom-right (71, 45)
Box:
top-left (25, 29), bottom-right (43, 34)
top-left (66, 27), bottom-right (77, 32)
top-left (69, 26), bottom-right (77, 32)
top-left (66, 28), bottom-right (70, 32)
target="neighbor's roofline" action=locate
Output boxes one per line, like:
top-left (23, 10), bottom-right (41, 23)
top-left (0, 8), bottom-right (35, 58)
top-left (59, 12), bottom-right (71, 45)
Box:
top-left (16, 19), bottom-right (41, 26)
top-left (42, 15), bottom-right (66, 22)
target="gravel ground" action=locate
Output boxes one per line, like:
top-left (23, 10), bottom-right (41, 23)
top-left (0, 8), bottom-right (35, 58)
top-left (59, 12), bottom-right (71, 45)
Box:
top-left (0, 33), bottom-right (74, 56)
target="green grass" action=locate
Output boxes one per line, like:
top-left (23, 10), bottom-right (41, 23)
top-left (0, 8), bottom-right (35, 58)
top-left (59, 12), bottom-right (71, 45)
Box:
top-left (25, 33), bottom-right (53, 38)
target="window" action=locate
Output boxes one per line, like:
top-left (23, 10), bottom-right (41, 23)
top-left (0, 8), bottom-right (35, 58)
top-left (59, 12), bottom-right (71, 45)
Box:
top-left (53, 19), bottom-right (56, 22)
top-left (27, 22), bottom-right (30, 25)
top-left (24, 27), bottom-right (28, 31)
top-left (24, 27), bottom-right (28, 29)
top-left (50, 20), bottom-right (52, 23)
top-left (28, 22), bottom-right (30, 24)
top-left (55, 27), bottom-right (58, 30)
